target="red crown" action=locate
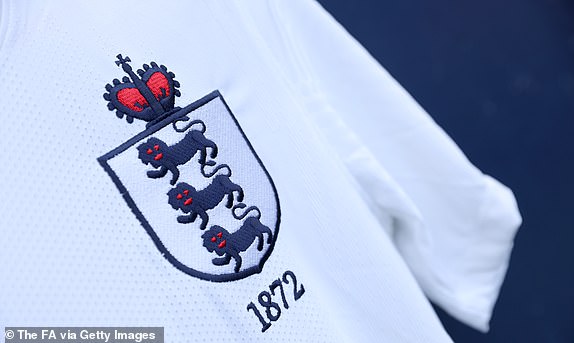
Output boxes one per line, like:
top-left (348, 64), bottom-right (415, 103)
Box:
top-left (103, 54), bottom-right (181, 124)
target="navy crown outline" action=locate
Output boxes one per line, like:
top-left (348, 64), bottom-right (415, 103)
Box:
top-left (103, 54), bottom-right (181, 125)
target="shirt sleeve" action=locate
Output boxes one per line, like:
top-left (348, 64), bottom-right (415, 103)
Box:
top-left (266, 0), bottom-right (522, 332)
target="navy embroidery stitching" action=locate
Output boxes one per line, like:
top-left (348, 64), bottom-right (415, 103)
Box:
top-left (247, 271), bottom-right (306, 332)
top-left (98, 55), bottom-right (280, 282)
top-left (167, 170), bottom-right (245, 230)
top-left (136, 120), bottom-right (218, 185)
top-left (202, 204), bottom-right (273, 272)
top-left (103, 55), bottom-right (181, 125)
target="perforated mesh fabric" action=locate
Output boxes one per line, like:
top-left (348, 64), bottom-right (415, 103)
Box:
top-left (0, 1), bottom-right (483, 342)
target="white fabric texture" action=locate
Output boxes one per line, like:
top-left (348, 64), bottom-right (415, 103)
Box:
top-left (243, 0), bottom-right (522, 331)
top-left (0, 0), bottom-right (520, 341)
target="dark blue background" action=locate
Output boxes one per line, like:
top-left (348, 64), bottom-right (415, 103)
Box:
top-left (320, 1), bottom-right (574, 342)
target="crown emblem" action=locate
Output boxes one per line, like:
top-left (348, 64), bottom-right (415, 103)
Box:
top-left (103, 54), bottom-right (181, 124)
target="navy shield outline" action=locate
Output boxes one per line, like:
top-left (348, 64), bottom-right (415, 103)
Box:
top-left (98, 91), bottom-right (280, 282)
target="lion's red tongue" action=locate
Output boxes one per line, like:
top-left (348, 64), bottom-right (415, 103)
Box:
top-left (218, 240), bottom-right (226, 249)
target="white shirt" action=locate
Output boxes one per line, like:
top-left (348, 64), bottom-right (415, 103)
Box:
top-left (0, 1), bottom-right (521, 341)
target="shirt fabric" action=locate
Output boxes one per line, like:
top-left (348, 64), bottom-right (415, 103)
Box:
top-left (0, 1), bottom-right (521, 342)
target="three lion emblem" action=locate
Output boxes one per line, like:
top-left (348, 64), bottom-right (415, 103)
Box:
top-left (99, 55), bottom-right (279, 282)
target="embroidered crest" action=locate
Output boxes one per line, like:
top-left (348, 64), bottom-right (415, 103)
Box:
top-left (98, 55), bottom-right (280, 282)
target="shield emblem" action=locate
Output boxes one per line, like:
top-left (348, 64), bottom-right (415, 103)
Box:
top-left (98, 56), bottom-right (280, 282)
